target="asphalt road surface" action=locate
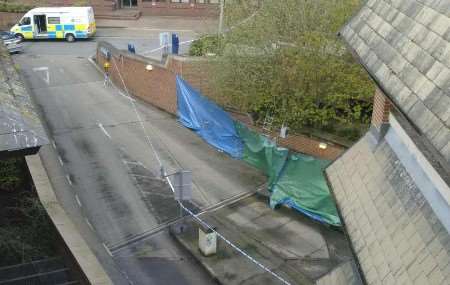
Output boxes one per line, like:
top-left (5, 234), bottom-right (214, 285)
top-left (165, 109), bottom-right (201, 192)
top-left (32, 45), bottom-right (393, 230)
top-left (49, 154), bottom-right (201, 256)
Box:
top-left (18, 27), bottom-right (194, 59)
top-left (14, 27), bottom-right (264, 284)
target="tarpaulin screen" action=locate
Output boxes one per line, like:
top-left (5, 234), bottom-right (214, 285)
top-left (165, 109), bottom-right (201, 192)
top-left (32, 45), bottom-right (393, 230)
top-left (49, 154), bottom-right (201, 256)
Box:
top-left (235, 122), bottom-right (288, 187)
top-left (270, 154), bottom-right (341, 226)
top-left (176, 76), bottom-right (243, 158)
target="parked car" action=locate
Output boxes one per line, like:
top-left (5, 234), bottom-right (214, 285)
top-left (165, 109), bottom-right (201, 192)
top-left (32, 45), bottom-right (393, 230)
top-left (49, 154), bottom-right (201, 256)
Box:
top-left (0, 31), bottom-right (23, 54)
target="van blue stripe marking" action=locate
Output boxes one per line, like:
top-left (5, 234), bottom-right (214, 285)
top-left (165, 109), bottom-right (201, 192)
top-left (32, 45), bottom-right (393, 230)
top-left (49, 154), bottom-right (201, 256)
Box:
top-left (63, 25), bottom-right (75, 30)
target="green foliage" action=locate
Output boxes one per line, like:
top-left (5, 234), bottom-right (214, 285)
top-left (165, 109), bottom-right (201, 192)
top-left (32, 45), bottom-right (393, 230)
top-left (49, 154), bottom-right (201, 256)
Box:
top-left (0, 158), bottom-right (26, 192)
top-left (0, 193), bottom-right (58, 266)
top-left (0, 158), bottom-right (58, 266)
top-left (210, 0), bottom-right (374, 141)
top-left (0, 2), bottom-right (33, 13)
top-left (189, 35), bottom-right (221, 56)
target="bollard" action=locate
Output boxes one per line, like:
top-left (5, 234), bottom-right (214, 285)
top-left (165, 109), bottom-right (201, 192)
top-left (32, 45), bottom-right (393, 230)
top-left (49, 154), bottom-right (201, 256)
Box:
top-left (128, 43), bottom-right (136, 54)
top-left (198, 225), bottom-right (217, 256)
top-left (171, 33), bottom-right (179, 55)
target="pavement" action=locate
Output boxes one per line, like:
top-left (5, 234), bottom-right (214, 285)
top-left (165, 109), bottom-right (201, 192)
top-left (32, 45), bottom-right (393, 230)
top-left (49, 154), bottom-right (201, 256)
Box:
top-left (15, 16), bottom-right (212, 60)
top-left (171, 194), bottom-right (355, 285)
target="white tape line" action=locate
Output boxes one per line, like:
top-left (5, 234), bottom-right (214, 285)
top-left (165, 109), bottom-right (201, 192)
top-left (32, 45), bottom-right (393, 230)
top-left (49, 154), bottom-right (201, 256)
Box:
top-left (111, 58), bottom-right (163, 166)
top-left (75, 194), bottom-right (82, 207)
top-left (103, 243), bottom-right (113, 257)
top-left (66, 174), bottom-right (73, 186)
top-left (58, 156), bottom-right (64, 166)
top-left (98, 122), bottom-right (112, 139)
top-left (85, 218), bottom-right (95, 231)
top-left (141, 39), bottom-right (194, 55)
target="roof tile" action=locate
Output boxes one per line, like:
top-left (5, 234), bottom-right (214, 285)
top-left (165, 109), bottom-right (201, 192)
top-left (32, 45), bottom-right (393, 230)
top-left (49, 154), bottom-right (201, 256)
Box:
top-left (341, 0), bottom-right (450, 162)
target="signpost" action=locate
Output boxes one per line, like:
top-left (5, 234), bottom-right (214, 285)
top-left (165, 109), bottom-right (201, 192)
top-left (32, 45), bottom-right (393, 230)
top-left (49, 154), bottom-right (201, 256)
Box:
top-left (165, 169), bottom-right (192, 233)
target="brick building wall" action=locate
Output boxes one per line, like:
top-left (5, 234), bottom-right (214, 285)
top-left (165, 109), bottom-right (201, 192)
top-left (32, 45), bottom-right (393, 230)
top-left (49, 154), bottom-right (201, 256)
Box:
top-left (96, 41), bottom-right (345, 160)
top-left (0, 12), bottom-right (23, 30)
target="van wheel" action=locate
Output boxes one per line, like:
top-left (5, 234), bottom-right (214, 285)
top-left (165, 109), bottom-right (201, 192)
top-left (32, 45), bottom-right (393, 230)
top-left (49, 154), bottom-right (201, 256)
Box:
top-left (15, 34), bottom-right (24, 41)
top-left (65, 34), bottom-right (75, 42)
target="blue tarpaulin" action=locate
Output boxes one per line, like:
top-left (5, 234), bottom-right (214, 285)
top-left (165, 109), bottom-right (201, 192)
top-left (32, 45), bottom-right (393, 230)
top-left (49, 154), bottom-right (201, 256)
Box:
top-left (176, 76), bottom-right (243, 158)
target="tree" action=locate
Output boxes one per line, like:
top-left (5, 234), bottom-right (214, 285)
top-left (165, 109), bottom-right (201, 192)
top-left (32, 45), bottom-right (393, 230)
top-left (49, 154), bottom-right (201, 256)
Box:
top-left (209, 0), bottom-right (374, 141)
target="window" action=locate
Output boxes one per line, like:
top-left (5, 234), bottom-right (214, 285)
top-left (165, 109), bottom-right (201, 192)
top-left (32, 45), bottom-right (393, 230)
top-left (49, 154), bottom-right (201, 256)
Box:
top-left (19, 17), bottom-right (31, 26)
top-left (171, 0), bottom-right (189, 3)
top-left (47, 17), bottom-right (60, 24)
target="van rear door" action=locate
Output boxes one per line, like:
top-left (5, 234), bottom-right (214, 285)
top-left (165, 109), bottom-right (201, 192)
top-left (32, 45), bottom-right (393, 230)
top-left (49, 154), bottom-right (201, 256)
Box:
top-left (87, 7), bottom-right (96, 36)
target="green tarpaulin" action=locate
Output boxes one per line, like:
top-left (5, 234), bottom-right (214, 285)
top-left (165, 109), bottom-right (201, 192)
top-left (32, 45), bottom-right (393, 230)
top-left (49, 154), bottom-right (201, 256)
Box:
top-left (235, 122), bottom-right (341, 226)
top-left (235, 122), bottom-right (288, 187)
top-left (270, 154), bottom-right (341, 226)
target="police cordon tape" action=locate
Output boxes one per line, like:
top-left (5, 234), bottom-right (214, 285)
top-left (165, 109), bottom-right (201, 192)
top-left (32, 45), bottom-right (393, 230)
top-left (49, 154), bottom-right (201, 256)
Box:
top-left (108, 56), bottom-right (292, 285)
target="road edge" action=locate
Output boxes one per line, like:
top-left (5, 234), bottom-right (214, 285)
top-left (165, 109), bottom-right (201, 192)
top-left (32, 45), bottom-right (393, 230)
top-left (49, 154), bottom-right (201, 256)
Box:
top-left (26, 153), bottom-right (113, 285)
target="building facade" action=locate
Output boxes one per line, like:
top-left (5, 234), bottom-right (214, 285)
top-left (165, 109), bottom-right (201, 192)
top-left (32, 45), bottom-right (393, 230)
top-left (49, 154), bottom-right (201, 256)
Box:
top-left (79, 0), bottom-right (219, 17)
top-left (115, 0), bottom-right (219, 16)
top-left (326, 1), bottom-right (450, 284)
top-left (9, 0), bottom-right (219, 17)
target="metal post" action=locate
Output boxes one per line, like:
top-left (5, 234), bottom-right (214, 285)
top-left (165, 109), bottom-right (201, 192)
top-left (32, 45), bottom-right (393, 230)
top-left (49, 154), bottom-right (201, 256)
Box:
top-left (218, 0), bottom-right (224, 35)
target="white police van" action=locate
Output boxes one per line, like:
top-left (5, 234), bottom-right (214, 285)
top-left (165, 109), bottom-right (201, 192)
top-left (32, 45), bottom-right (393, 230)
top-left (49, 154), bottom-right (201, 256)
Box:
top-left (10, 7), bottom-right (96, 42)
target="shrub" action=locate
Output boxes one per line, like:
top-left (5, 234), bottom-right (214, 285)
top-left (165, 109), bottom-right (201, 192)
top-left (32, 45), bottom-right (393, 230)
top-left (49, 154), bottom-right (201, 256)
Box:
top-left (189, 35), bottom-right (221, 56)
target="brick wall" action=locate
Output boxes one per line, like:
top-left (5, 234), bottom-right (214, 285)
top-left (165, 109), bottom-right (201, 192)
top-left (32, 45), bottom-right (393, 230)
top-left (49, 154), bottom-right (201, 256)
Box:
top-left (138, 1), bottom-right (218, 17)
top-left (371, 87), bottom-right (392, 131)
top-left (5, 0), bottom-right (116, 13)
top-left (0, 12), bottom-right (24, 30)
top-left (96, 41), bottom-right (345, 160)
top-left (244, 124), bottom-right (345, 161)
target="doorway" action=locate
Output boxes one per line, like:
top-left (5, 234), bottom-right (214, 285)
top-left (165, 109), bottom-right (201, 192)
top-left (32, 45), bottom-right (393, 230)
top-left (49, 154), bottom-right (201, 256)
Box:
top-left (122, 0), bottom-right (137, 8)
top-left (33, 15), bottom-right (47, 34)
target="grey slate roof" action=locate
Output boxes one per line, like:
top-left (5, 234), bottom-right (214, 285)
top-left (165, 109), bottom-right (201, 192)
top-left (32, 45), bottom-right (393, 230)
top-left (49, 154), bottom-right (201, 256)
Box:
top-left (340, 0), bottom-right (450, 163)
top-left (326, 134), bottom-right (450, 284)
top-left (0, 44), bottom-right (48, 153)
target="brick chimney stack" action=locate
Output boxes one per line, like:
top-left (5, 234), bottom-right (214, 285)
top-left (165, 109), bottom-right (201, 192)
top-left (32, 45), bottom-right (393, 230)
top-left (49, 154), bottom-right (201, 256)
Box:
top-left (370, 87), bottom-right (392, 142)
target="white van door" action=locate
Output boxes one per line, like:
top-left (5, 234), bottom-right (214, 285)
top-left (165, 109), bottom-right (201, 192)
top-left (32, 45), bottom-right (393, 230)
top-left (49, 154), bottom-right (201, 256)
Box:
top-left (33, 14), bottom-right (47, 37)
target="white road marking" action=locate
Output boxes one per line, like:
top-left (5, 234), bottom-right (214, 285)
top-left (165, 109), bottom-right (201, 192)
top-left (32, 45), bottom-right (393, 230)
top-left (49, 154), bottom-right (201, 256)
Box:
top-left (75, 195), bottom-right (82, 207)
top-left (58, 156), bottom-right (64, 166)
top-left (97, 122), bottom-right (112, 139)
top-left (103, 243), bottom-right (113, 257)
top-left (66, 174), bottom-right (73, 186)
top-left (32, 66), bottom-right (50, 85)
top-left (85, 218), bottom-right (94, 231)
top-left (52, 140), bottom-right (57, 149)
